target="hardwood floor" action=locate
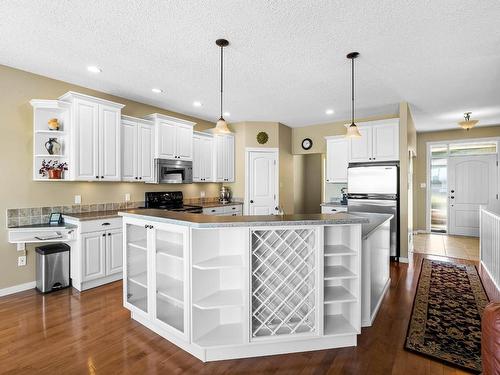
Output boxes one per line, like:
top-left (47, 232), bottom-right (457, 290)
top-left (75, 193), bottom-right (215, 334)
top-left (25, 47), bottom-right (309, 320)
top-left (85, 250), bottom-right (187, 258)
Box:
top-left (0, 254), bottom-right (497, 374)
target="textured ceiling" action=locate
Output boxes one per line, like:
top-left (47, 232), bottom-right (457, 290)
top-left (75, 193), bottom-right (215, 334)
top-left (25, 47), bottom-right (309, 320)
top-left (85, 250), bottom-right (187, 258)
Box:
top-left (1, 1), bottom-right (499, 131)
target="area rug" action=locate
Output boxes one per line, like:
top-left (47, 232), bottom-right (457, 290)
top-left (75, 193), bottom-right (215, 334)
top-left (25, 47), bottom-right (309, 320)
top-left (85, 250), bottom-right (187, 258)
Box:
top-left (405, 259), bottom-right (489, 373)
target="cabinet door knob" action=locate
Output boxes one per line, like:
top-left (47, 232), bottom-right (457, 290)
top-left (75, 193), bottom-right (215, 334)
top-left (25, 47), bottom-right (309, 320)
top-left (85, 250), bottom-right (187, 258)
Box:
top-left (102, 222), bottom-right (110, 226)
top-left (96, 176), bottom-right (99, 179)
top-left (102, 233), bottom-right (106, 237)
top-left (135, 177), bottom-right (138, 180)
top-left (139, 177), bottom-right (142, 180)
top-left (144, 224), bottom-right (148, 228)
top-left (250, 200), bottom-right (254, 203)
top-left (101, 176), bottom-right (104, 179)
top-left (108, 233), bottom-right (111, 236)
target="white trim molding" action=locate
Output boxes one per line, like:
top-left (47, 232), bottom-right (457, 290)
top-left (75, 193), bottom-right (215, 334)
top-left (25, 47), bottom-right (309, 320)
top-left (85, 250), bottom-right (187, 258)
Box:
top-left (0, 281), bottom-right (36, 297)
top-left (398, 257), bottom-right (409, 264)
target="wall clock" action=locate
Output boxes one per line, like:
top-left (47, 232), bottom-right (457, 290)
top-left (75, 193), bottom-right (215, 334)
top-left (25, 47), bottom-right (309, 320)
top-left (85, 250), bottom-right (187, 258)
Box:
top-left (301, 138), bottom-right (313, 150)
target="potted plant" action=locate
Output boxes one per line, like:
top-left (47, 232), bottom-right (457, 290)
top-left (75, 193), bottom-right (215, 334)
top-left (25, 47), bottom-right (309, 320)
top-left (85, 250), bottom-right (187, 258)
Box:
top-left (39, 160), bottom-right (68, 179)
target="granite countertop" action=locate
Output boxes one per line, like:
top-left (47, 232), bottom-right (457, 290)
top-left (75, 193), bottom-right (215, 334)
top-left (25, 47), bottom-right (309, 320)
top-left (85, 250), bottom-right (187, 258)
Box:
top-left (349, 212), bottom-right (393, 239)
top-left (197, 201), bottom-right (243, 208)
top-left (63, 210), bottom-right (125, 221)
top-left (8, 223), bottom-right (78, 230)
top-left (119, 209), bottom-right (369, 228)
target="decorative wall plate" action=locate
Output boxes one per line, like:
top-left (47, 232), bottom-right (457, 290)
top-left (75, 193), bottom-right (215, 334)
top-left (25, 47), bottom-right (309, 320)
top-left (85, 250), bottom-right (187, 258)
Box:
top-left (257, 131), bottom-right (269, 144)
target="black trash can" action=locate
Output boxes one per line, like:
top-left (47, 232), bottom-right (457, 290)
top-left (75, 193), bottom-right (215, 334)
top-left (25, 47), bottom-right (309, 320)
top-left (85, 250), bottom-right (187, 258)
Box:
top-left (35, 243), bottom-right (70, 293)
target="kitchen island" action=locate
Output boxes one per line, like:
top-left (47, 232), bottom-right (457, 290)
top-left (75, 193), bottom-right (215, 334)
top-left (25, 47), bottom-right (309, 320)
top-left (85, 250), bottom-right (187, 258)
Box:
top-left (119, 209), bottom-right (370, 361)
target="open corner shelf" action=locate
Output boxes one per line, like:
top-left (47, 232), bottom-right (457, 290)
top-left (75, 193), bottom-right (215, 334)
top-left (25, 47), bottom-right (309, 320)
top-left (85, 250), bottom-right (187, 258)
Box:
top-left (195, 323), bottom-right (244, 347)
top-left (324, 244), bottom-right (357, 256)
top-left (192, 255), bottom-right (243, 270)
top-left (193, 290), bottom-right (243, 310)
top-left (324, 286), bottom-right (357, 304)
top-left (324, 315), bottom-right (357, 336)
top-left (324, 265), bottom-right (357, 280)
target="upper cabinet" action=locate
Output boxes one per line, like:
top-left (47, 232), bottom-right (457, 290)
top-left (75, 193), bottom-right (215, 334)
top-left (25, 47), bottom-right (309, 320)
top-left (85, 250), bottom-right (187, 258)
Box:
top-left (144, 114), bottom-right (195, 161)
top-left (121, 116), bottom-right (155, 183)
top-left (213, 134), bottom-right (235, 183)
top-left (193, 132), bottom-right (214, 182)
top-left (325, 136), bottom-right (349, 183)
top-left (349, 119), bottom-right (399, 162)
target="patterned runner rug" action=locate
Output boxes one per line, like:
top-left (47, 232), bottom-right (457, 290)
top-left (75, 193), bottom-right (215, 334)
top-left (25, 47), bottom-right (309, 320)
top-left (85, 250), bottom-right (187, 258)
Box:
top-left (405, 259), bottom-right (489, 373)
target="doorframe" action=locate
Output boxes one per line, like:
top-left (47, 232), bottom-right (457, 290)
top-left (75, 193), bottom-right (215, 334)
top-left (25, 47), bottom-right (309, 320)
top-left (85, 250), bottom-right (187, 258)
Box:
top-left (425, 137), bottom-right (500, 233)
top-left (244, 148), bottom-right (279, 215)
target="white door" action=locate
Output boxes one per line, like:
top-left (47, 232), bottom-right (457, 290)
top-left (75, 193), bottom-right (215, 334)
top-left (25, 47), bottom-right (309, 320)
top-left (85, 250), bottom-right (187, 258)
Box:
top-left (106, 229), bottom-right (123, 275)
top-left (99, 104), bottom-right (121, 181)
top-left (448, 154), bottom-right (498, 236)
top-left (175, 124), bottom-right (193, 160)
top-left (372, 123), bottom-right (399, 161)
top-left (121, 119), bottom-right (138, 182)
top-left (247, 150), bottom-right (278, 215)
top-left (74, 99), bottom-right (99, 180)
top-left (157, 121), bottom-right (176, 159)
top-left (326, 137), bottom-right (349, 183)
top-left (82, 231), bottom-right (106, 281)
top-left (349, 126), bottom-right (372, 162)
top-left (138, 122), bottom-right (154, 182)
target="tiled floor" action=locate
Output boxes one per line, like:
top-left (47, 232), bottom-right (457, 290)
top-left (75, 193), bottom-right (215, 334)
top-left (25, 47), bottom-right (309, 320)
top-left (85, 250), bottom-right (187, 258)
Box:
top-left (413, 233), bottom-right (479, 261)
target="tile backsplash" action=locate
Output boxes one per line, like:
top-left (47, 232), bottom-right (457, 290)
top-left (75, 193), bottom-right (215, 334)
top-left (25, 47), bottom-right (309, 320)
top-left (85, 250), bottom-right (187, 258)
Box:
top-left (6, 201), bottom-right (143, 228)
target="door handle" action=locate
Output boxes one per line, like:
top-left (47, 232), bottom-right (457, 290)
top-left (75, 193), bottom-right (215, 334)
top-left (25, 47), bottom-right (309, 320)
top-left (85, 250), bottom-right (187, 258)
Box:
top-left (450, 196), bottom-right (455, 199)
top-left (250, 200), bottom-right (254, 203)
top-left (451, 190), bottom-right (455, 193)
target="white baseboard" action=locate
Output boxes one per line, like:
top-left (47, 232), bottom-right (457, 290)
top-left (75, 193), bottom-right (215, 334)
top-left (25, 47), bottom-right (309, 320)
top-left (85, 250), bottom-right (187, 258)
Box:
top-left (0, 281), bottom-right (36, 297)
top-left (399, 257), bottom-right (409, 264)
top-left (413, 230), bottom-right (429, 234)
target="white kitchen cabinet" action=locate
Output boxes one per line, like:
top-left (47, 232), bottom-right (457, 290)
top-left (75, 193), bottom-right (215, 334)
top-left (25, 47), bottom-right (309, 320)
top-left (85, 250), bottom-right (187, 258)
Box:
top-left (121, 116), bottom-right (155, 182)
top-left (202, 204), bottom-right (242, 216)
top-left (213, 134), bottom-right (235, 182)
top-left (64, 216), bottom-right (123, 291)
top-left (59, 92), bottom-right (124, 181)
top-left (193, 132), bottom-right (214, 182)
top-left (325, 136), bottom-right (349, 183)
top-left (145, 113), bottom-right (196, 161)
top-left (348, 119), bottom-right (399, 162)
top-left (81, 232), bottom-right (106, 282)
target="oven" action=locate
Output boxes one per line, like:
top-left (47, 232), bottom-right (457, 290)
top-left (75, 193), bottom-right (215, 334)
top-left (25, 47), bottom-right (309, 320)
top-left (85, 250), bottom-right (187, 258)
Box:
top-left (155, 159), bottom-right (193, 184)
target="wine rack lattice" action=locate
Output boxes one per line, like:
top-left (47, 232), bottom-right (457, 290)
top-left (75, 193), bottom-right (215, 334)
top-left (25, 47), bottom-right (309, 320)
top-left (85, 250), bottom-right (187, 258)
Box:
top-left (251, 228), bottom-right (316, 338)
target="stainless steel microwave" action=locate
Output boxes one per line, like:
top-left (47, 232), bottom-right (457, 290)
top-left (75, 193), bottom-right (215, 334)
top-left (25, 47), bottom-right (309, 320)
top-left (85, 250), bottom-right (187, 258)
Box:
top-left (155, 159), bottom-right (193, 184)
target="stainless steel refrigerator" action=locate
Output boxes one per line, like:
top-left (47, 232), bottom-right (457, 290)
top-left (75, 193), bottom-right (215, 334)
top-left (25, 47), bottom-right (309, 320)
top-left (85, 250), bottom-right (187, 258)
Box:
top-left (347, 162), bottom-right (400, 260)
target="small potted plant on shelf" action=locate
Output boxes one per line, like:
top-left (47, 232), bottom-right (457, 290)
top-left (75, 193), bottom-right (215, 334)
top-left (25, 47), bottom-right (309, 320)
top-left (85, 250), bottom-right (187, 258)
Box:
top-left (39, 160), bottom-right (68, 179)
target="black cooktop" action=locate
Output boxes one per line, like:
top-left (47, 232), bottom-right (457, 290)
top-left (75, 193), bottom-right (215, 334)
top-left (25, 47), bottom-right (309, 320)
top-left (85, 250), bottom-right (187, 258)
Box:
top-left (145, 191), bottom-right (202, 213)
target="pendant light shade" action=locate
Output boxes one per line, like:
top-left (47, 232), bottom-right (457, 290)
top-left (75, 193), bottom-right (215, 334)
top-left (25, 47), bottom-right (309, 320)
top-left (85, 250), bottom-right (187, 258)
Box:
top-left (345, 52), bottom-right (361, 138)
top-left (214, 39), bottom-right (231, 134)
top-left (458, 112), bottom-right (478, 131)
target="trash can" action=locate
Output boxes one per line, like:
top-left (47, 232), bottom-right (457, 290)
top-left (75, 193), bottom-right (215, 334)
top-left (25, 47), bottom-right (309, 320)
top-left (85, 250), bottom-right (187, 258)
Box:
top-left (35, 243), bottom-right (70, 293)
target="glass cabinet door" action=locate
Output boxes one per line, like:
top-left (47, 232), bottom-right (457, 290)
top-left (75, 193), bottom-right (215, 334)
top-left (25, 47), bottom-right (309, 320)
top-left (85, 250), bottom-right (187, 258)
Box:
top-left (125, 223), bottom-right (148, 313)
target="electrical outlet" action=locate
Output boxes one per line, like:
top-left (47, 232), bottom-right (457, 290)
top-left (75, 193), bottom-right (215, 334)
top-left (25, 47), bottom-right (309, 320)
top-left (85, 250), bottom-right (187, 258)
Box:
top-left (420, 182), bottom-right (426, 188)
top-left (18, 255), bottom-right (26, 267)
top-left (74, 195), bottom-right (81, 204)
top-left (200, 191), bottom-right (205, 198)
top-left (125, 193), bottom-right (130, 202)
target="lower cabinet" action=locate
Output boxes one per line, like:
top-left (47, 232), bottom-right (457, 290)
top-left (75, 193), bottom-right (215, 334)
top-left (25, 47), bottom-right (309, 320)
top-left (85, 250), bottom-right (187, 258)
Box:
top-left (65, 217), bottom-right (123, 291)
top-left (202, 204), bottom-right (242, 216)
top-left (123, 219), bottom-right (189, 341)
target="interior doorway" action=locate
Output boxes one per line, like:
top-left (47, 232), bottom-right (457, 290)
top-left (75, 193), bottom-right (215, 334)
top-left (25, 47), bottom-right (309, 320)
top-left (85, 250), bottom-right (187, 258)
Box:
top-left (427, 140), bottom-right (499, 236)
top-left (245, 148), bottom-right (279, 215)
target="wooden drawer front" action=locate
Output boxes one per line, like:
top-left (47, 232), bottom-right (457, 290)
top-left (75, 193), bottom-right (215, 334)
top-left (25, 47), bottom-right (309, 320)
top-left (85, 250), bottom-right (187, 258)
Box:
top-left (203, 206), bottom-right (226, 215)
top-left (223, 205), bottom-right (242, 214)
top-left (80, 217), bottom-right (122, 233)
top-left (321, 206), bottom-right (347, 214)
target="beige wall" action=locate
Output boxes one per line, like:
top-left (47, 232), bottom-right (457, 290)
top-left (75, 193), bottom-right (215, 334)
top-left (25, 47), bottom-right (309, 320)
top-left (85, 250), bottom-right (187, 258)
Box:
top-left (0, 64), bottom-right (223, 289)
top-left (293, 155), bottom-right (305, 213)
top-left (292, 114), bottom-right (399, 155)
top-left (292, 154), bottom-right (323, 214)
top-left (413, 125), bottom-right (500, 231)
top-left (279, 124), bottom-right (294, 214)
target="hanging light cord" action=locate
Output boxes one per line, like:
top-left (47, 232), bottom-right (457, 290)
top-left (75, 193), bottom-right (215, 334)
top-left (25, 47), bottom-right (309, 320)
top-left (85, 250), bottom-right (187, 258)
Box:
top-left (220, 44), bottom-right (224, 119)
top-left (351, 56), bottom-right (355, 125)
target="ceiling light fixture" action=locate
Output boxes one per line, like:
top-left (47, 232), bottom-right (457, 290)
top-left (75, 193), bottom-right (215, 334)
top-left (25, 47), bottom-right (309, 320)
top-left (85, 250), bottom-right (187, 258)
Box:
top-left (325, 109), bottom-right (334, 115)
top-left (87, 66), bottom-right (102, 73)
top-left (345, 52), bottom-right (362, 138)
top-left (193, 101), bottom-right (202, 107)
top-left (214, 39), bottom-right (231, 134)
top-left (458, 112), bottom-right (478, 131)
top-left (223, 112), bottom-right (231, 117)
top-left (152, 88), bottom-right (163, 94)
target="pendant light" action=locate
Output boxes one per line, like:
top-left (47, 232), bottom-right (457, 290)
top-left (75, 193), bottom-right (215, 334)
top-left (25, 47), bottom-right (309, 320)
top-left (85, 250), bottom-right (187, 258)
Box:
top-left (214, 39), bottom-right (231, 134)
top-left (345, 52), bottom-right (362, 138)
top-left (458, 112), bottom-right (478, 131)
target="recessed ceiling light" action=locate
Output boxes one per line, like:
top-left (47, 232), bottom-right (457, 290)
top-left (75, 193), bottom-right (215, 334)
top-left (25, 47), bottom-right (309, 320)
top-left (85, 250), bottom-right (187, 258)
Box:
top-left (193, 101), bottom-right (202, 107)
top-left (325, 109), bottom-right (334, 115)
top-left (223, 112), bottom-right (230, 117)
top-left (87, 66), bottom-right (102, 73)
top-left (151, 88), bottom-right (163, 94)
